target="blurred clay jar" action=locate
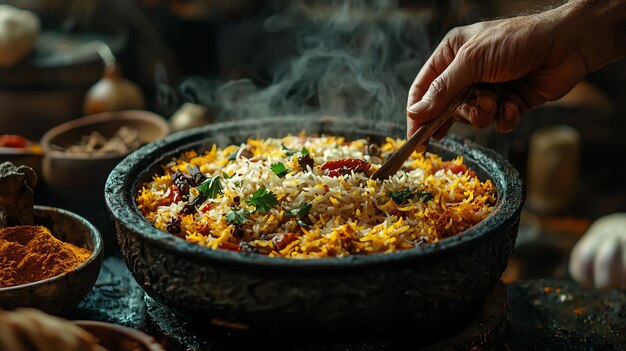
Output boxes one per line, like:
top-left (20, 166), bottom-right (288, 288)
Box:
top-left (526, 125), bottom-right (580, 214)
top-left (83, 65), bottom-right (145, 115)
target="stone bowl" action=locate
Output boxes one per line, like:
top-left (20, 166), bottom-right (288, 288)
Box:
top-left (105, 116), bottom-right (524, 344)
top-left (40, 110), bottom-right (169, 247)
top-left (0, 206), bottom-right (104, 314)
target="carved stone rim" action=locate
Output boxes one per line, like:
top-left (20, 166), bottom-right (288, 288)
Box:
top-left (105, 116), bottom-right (524, 271)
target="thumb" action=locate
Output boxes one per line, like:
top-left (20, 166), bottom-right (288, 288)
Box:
top-left (407, 55), bottom-right (475, 126)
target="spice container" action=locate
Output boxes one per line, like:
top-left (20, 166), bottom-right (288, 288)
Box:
top-left (40, 110), bottom-right (168, 248)
top-left (0, 206), bottom-right (103, 314)
top-left (0, 135), bottom-right (43, 178)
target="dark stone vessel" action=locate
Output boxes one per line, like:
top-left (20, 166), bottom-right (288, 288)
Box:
top-left (105, 116), bottom-right (523, 344)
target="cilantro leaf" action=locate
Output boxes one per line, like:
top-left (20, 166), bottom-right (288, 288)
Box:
top-left (281, 143), bottom-right (295, 156)
top-left (245, 187), bottom-right (278, 212)
top-left (416, 189), bottom-right (434, 203)
top-left (282, 144), bottom-right (309, 156)
top-left (389, 188), bottom-right (433, 205)
top-left (271, 162), bottom-right (288, 178)
top-left (222, 172), bottom-right (232, 179)
top-left (389, 188), bottom-right (414, 205)
top-left (290, 203), bottom-right (312, 216)
top-left (197, 177), bottom-right (223, 198)
top-left (226, 208), bottom-right (249, 225)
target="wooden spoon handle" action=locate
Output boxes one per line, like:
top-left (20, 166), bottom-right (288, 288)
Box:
top-left (371, 88), bottom-right (472, 180)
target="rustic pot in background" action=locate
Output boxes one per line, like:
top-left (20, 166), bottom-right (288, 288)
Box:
top-left (106, 116), bottom-right (524, 345)
top-left (0, 31), bottom-right (126, 140)
top-left (41, 110), bottom-right (168, 250)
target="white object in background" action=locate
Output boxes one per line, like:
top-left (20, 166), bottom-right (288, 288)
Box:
top-left (169, 103), bottom-right (213, 133)
top-left (0, 5), bottom-right (40, 67)
top-left (569, 213), bottom-right (626, 289)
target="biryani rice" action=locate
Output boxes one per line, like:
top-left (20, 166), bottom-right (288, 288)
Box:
top-left (136, 134), bottom-right (496, 258)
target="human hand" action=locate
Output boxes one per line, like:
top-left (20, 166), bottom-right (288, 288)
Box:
top-left (569, 213), bottom-right (626, 289)
top-left (406, 0), bottom-right (625, 139)
top-left (0, 308), bottom-right (108, 351)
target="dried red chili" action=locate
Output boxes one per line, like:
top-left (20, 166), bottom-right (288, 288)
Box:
top-left (200, 203), bottom-right (212, 213)
top-left (272, 233), bottom-right (297, 250)
top-left (156, 185), bottom-right (183, 206)
top-left (167, 186), bottom-right (182, 203)
top-left (321, 158), bottom-right (371, 177)
top-left (220, 241), bottom-right (241, 252)
top-left (0, 135), bottom-right (29, 148)
top-left (440, 162), bottom-right (475, 177)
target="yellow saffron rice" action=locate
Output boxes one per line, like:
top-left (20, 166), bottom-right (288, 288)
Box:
top-left (136, 134), bottom-right (496, 258)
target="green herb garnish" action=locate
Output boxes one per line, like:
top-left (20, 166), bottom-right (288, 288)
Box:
top-left (245, 187), bottom-right (278, 212)
top-left (271, 162), bottom-right (289, 178)
top-left (416, 189), bottom-right (434, 202)
top-left (389, 188), bottom-right (414, 205)
top-left (288, 203), bottom-right (312, 228)
top-left (197, 177), bottom-right (223, 198)
top-left (282, 144), bottom-right (309, 156)
top-left (226, 208), bottom-right (249, 225)
top-left (290, 203), bottom-right (312, 216)
top-left (222, 172), bottom-right (232, 179)
top-left (389, 188), bottom-right (433, 205)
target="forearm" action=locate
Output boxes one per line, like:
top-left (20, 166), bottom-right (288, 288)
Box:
top-left (559, 0), bottom-right (626, 71)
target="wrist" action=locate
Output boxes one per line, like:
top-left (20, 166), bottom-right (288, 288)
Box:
top-left (559, 0), bottom-right (626, 71)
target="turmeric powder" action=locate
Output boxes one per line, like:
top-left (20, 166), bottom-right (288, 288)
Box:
top-left (0, 226), bottom-right (92, 288)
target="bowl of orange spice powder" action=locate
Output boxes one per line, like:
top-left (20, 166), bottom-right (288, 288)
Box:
top-left (0, 205), bottom-right (103, 314)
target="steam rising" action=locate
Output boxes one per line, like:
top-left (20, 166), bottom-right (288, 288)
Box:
top-left (176, 1), bottom-right (432, 123)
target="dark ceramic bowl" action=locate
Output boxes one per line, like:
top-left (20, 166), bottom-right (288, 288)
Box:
top-left (74, 321), bottom-right (165, 351)
top-left (0, 206), bottom-right (103, 314)
top-left (105, 116), bottom-right (523, 343)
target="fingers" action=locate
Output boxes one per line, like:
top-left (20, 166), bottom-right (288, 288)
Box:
top-left (432, 118), bottom-right (455, 140)
top-left (407, 32), bottom-right (460, 111)
top-left (406, 56), bottom-right (452, 139)
top-left (406, 29), bottom-right (466, 139)
top-left (407, 56), bottom-right (476, 127)
top-left (494, 101), bottom-right (521, 133)
top-left (593, 238), bottom-right (624, 289)
top-left (569, 237), bottom-right (596, 287)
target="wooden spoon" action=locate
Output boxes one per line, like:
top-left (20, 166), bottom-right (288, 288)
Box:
top-left (371, 88), bottom-right (473, 180)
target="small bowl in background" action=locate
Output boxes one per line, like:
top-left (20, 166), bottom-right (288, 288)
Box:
top-left (0, 206), bottom-right (103, 315)
top-left (40, 110), bottom-right (169, 248)
top-left (0, 145), bottom-right (43, 178)
top-left (74, 321), bottom-right (165, 351)
top-left (0, 135), bottom-right (44, 178)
